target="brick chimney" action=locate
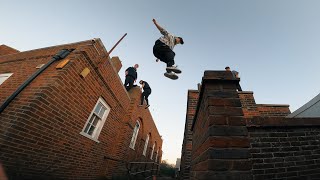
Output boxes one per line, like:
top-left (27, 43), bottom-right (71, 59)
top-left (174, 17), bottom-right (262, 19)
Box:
top-left (0, 45), bottom-right (19, 56)
top-left (190, 71), bottom-right (252, 180)
top-left (110, 56), bottom-right (122, 73)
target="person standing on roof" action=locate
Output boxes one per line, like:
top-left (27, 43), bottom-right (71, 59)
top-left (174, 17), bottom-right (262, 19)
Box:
top-left (124, 64), bottom-right (139, 91)
top-left (225, 66), bottom-right (242, 91)
top-left (139, 80), bottom-right (152, 108)
top-left (152, 18), bottom-right (184, 80)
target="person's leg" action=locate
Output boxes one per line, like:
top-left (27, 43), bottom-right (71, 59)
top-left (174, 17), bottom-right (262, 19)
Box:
top-left (165, 50), bottom-right (175, 67)
top-left (145, 91), bottom-right (151, 105)
top-left (153, 43), bottom-right (172, 66)
top-left (237, 83), bottom-right (242, 91)
top-left (126, 76), bottom-right (134, 91)
top-left (124, 76), bottom-right (129, 89)
top-left (140, 92), bottom-right (146, 105)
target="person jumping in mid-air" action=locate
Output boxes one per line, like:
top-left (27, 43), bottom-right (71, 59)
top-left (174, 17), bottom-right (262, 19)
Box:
top-left (139, 80), bottom-right (152, 109)
top-left (152, 18), bottom-right (184, 80)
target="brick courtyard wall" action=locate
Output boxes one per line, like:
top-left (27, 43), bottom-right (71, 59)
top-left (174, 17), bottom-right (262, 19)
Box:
top-left (180, 90), bottom-right (199, 179)
top-left (0, 40), bottom-right (162, 179)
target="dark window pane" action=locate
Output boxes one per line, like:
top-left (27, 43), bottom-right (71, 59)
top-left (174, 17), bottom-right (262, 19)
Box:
top-left (92, 117), bottom-right (100, 126)
top-left (84, 123), bottom-right (91, 133)
top-left (88, 115), bottom-right (96, 123)
top-left (88, 126), bottom-right (95, 135)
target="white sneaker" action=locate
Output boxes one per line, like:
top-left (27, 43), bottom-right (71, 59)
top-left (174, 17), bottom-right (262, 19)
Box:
top-left (164, 72), bottom-right (179, 80)
top-left (166, 65), bottom-right (182, 74)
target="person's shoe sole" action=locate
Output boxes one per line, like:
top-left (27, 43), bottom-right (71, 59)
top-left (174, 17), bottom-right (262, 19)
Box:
top-left (166, 67), bottom-right (182, 74)
top-left (164, 72), bottom-right (178, 80)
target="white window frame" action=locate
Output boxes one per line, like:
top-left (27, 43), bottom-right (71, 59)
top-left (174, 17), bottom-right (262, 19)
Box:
top-left (143, 134), bottom-right (149, 156)
top-left (129, 121), bottom-right (140, 149)
top-left (0, 73), bottom-right (13, 86)
top-left (80, 97), bottom-right (110, 143)
top-left (150, 142), bottom-right (155, 160)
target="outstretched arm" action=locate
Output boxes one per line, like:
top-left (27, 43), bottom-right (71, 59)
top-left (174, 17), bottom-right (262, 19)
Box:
top-left (152, 19), bottom-right (166, 34)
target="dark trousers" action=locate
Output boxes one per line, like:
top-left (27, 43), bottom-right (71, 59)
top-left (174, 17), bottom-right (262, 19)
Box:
top-left (124, 76), bottom-right (135, 91)
top-left (141, 89), bottom-right (151, 105)
top-left (153, 40), bottom-right (175, 67)
top-left (237, 83), bottom-right (242, 91)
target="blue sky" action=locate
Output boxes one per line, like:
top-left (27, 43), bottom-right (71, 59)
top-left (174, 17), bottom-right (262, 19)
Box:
top-left (1, 0), bottom-right (320, 164)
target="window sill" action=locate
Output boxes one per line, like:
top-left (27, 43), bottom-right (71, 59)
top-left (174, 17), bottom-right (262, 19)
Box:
top-left (80, 132), bottom-right (100, 143)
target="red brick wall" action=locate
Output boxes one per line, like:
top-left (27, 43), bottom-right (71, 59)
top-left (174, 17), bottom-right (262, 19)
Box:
top-left (125, 87), bottom-right (163, 163)
top-left (0, 39), bottom-right (162, 179)
top-left (180, 90), bottom-right (198, 179)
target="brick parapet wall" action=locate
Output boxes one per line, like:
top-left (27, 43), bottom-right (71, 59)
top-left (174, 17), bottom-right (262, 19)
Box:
top-left (239, 91), bottom-right (290, 118)
top-left (0, 45), bottom-right (19, 56)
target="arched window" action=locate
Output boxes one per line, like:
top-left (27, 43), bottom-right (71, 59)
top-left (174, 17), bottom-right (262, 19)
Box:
top-left (129, 121), bottom-right (140, 149)
top-left (150, 142), bottom-right (155, 160)
top-left (155, 148), bottom-right (160, 162)
top-left (143, 134), bottom-right (150, 156)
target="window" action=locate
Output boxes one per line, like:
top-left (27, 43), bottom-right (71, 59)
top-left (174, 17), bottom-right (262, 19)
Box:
top-left (155, 148), bottom-right (159, 162)
top-left (143, 134), bottom-right (149, 156)
top-left (0, 73), bottom-right (13, 86)
top-left (150, 142), bottom-right (155, 160)
top-left (80, 97), bottom-right (110, 142)
top-left (129, 121), bottom-right (140, 149)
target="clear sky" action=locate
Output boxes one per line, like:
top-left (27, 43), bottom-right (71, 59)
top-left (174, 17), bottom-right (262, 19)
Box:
top-left (1, 0), bottom-right (320, 164)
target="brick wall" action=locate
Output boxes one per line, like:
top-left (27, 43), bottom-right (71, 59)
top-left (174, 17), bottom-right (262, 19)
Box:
top-left (182, 70), bottom-right (320, 180)
top-left (180, 90), bottom-right (198, 179)
top-left (248, 118), bottom-right (320, 180)
top-left (0, 40), bottom-right (162, 179)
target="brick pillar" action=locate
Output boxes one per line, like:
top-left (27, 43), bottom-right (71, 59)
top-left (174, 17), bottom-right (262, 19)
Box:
top-left (190, 71), bottom-right (252, 180)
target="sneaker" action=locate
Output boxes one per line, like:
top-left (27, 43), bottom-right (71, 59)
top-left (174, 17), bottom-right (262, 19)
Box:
top-left (166, 65), bottom-right (182, 74)
top-left (145, 105), bottom-right (150, 109)
top-left (138, 104), bottom-right (143, 107)
top-left (164, 72), bottom-right (179, 80)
